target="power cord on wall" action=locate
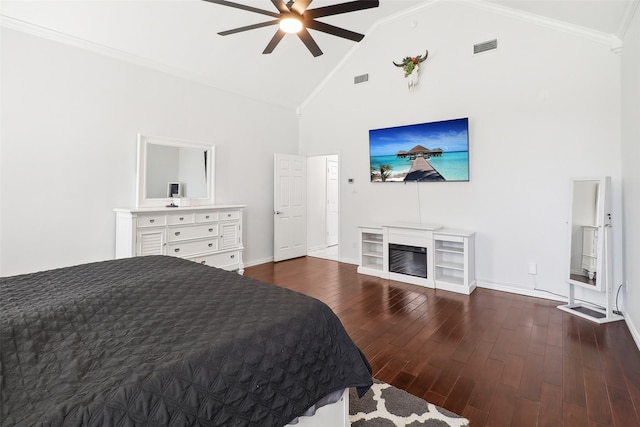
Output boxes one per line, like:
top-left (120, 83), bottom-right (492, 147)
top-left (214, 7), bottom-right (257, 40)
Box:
top-left (534, 282), bottom-right (626, 316)
top-left (613, 283), bottom-right (626, 316)
top-left (533, 285), bottom-right (608, 312)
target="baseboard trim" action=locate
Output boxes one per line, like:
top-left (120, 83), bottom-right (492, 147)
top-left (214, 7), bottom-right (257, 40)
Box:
top-left (244, 255), bottom-right (358, 268)
top-left (625, 314), bottom-right (640, 351)
top-left (243, 256), bottom-right (274, 268)
top-left (307, 244), bottom-right (327, 253)
top-left (476, 281), bottom-right (567, 303)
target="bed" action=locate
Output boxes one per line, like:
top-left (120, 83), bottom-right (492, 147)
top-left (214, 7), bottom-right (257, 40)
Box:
top-left (1, 256), bottom-right (372, 426)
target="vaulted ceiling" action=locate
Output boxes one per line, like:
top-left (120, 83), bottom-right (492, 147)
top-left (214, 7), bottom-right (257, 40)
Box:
top-left (2, 1), bottom-right (637, 110)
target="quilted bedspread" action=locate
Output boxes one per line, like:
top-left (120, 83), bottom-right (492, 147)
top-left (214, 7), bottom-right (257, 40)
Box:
top-left (1, 256), bottom-right (372, 426)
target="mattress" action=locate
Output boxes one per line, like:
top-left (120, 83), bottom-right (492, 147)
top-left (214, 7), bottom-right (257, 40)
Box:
top-left (1, 256), bottom-right (372, 426)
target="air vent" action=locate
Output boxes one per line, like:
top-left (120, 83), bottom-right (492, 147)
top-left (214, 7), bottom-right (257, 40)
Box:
top-left (354, 74), bottom-right (369, 84)
top-left (474, 39), bottom-right (498, 54)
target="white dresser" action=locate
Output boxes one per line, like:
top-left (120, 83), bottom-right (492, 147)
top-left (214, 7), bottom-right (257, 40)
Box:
top-left (115, 205), bottom-right (245, 273)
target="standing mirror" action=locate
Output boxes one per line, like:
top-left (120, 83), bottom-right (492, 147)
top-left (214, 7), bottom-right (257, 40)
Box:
top-left (567, 177), bottom-right (609, 291)
top-left (560, 176), bottom-right (622, 323)
top-left (136, 134), bottom-right (215, 208)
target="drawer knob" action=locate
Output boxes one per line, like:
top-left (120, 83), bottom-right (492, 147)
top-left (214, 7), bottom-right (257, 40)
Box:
top-left (150, 219), bottom-right (155, 223)
top-left (227, 214), bottom-right (231, 217)
top-left (205, 215), bottom-right (210, 219)
top-left (179, 217), bottom-right (184, 221)
top-left (174, 248), bottom-right (180, 253)
top-left (175, 232), bottom-right (181, 236)
top-left (230, 254), bottom-right (235, 259)
top-left (208, 228), bottom-right (214, 232)
top-left (208, 243), bottom-right (213, 247)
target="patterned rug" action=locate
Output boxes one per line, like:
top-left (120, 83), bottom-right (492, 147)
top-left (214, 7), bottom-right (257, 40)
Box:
top-left (349, 380), bottom-right (470, 427)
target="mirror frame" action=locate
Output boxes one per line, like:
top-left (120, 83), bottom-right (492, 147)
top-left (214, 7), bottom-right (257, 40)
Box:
top-left (567, 176), bottom-right (611, 292)
top-left (136, 134), bottom-right (215, 208)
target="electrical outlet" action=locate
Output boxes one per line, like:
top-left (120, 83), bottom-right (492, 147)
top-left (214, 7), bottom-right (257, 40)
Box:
top-left (528, 262), bottom-right (537, 275)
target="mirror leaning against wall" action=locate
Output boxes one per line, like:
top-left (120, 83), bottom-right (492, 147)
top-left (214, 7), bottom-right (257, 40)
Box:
top-left (136, 134), bottom-right (215, 208)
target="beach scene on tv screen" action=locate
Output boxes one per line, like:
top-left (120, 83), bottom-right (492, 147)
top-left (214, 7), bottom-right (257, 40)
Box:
top-left (369, 118), bottom-right (469, 182)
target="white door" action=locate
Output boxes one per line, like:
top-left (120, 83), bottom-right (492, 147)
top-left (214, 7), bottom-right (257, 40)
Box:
top-left (274, 154), bottom-right (307, 262)
top-left (326, 159), bottom-right (339, 247)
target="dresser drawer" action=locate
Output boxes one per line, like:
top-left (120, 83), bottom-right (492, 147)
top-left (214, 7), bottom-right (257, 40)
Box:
top-left (195, 211), bottom-right (219, 223)
top-left (167, 224), bottom-right (218, 242)
top-left (168, 238), bottom-right (218, 257)
top-left (219, 210), bottom-right (240, 221)
top-left (167, 213), bottom-right (195, 225)
top-left (137, 215), bottom-right (166, 228)
top-left (193, 251), bottom-right (240, 270)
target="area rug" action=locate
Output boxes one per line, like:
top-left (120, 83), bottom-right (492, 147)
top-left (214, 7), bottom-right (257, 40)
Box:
top-left (349, 380), bottom-right (470, 427)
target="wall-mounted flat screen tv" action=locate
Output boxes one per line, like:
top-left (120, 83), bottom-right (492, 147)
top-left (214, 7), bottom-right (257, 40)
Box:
top-left (369, 117), bottom-right (469, 182)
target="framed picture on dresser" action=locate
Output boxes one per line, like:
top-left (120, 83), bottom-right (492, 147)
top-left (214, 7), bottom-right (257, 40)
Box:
top-left (167, 182), bottom-right (181, 197)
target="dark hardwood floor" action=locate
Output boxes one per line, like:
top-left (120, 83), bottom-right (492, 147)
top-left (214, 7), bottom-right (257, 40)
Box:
top-left (245, 256), bottom-right (640, 427)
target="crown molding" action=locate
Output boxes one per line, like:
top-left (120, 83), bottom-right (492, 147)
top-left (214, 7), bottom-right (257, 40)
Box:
top-left (0, 15), bottom-right (295, 112)
top-left (470, 0), bottom-right (612, 46)
top-left (617, 0), bottom-right (640, 39)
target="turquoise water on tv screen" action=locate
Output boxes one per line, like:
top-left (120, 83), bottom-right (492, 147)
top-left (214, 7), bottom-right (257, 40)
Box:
top-left (370, 151), bottom-right (469, 181)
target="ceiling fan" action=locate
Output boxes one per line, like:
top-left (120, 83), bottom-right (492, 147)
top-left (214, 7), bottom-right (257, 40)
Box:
top-left (203, 0), bottom-right (380, 57)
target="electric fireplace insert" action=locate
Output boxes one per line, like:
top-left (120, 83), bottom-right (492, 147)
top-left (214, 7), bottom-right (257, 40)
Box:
top-left (389, 243), bottom-right (427, 278)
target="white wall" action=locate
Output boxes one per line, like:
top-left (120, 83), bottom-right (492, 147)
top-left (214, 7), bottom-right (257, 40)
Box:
top-left (621, 7), bottom-right (640, 342)
top-left (299, 2), bottom-right (623, 301)
top-left (0, 28), bottom-right (298, 276)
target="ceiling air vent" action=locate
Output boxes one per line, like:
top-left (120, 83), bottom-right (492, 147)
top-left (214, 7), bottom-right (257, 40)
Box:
top-left (354, 74), bottom-right (369, 84)
top-left (474, 39), bottom-right (498, 54)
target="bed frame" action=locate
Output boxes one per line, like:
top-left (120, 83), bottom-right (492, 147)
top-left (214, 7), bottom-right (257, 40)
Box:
top-left (295, 389), bottom-right (349, 427)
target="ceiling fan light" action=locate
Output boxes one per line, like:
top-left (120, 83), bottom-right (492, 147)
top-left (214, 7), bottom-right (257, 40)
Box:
top-left (280, 16), bottom-right (303, 33)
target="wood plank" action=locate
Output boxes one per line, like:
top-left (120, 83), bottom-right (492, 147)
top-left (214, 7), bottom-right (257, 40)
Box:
top-left (538, 382), bottom-right (563, 427)
top-left (485, 383), bottom-right (517, 427)
top-left (510, 396), bottom-right (540, 427)
top-left (501, 354), bottom-right (525, 389)
top-left (564, 355), bottom-right (587, 407)
top-left (608, 384), bottom-right (640, 427)
top-left (583, 367), bottom-right (612, 426)
top-left (519, 353), bottom-right (544, 401)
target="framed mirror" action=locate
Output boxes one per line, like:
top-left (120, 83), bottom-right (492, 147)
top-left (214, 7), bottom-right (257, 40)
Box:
top-left (136, 134), bottom-right (215, 208)
top-left (567, 177), bottom-right (610, 292)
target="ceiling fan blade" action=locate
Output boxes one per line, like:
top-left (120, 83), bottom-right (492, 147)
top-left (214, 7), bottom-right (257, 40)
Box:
top-left (203, 0), bottom-right (280, 18)
top-left (271, 0), bottom-right (290, 14)
top-left (290, 0), bottom-right (313, 15)
top-left (306, 20), bottom-right (364, 42)
top-left (263, 29), bottom-right (286, 54)
top-left (219, 19), bottom-right (279, 36)
top-left (306, 0), bottom-right (379, 19)
top-left (298, 28), bottom-right (323, 57)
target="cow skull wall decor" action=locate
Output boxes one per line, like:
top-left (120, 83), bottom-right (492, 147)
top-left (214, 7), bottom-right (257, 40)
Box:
top-left (393, 51), bottom-right (428, 90)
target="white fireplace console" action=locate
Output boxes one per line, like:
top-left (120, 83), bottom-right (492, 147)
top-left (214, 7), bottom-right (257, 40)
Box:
top-left (358, 223), bottom-right (476, 295)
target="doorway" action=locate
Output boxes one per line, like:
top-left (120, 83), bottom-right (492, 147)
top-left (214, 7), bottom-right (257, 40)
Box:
top-left (307, 154), bottom-right (339, 261)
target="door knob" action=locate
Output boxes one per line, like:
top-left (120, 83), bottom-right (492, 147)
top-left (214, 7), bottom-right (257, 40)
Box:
top-left (274, 211), bottom-right (283, 215)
